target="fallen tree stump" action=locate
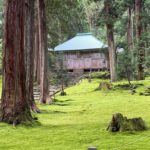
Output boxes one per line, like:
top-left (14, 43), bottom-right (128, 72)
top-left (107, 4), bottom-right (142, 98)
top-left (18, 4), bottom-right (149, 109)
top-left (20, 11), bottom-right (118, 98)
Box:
top-left (107, 113), bottom-right (147, 132)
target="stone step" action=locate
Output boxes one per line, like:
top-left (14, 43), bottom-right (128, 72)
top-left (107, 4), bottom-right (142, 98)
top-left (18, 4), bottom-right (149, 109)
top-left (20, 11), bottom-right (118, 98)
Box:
top-left (33, 85), bottom-right (61, 99)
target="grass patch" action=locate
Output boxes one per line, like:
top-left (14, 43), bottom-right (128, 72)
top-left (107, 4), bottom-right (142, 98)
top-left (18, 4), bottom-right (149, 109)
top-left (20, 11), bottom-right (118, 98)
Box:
top-left (0, 78), bottom-right (150, 149)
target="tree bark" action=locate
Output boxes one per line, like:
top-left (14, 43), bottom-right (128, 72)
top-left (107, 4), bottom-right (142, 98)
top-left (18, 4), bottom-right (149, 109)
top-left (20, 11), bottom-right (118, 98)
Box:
top-left (37, 0), bottom-right (52, 104)
top-left (1, 0), bottom-right (32, 124)
top-left (24, 0), bottom-right (40, 113)
top-left (104, 0), bottom-right (117, 82)
top-left (127, 7), bottom-right (133, 51)
top-left (135, 0), bottom-right (145, 80)
top-left (34, 2), bottom-right (41, 84)
top-left (106, 24), bottom-right (116, 82)
top-left (127, 6), bottom-right (135, 80)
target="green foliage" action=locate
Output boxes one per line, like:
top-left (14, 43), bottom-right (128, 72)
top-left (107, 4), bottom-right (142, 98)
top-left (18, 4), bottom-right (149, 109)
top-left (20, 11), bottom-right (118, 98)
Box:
top-left (48, 52), bottom-right (71, 87)
top-left (145, 48), bottom-right (150, 68)
top-left (117, 50), bottom-right (136, 80)
top-left (145, 69), bottom-right (150, 77)
top-left (46, 0), bottom-right (87, 48)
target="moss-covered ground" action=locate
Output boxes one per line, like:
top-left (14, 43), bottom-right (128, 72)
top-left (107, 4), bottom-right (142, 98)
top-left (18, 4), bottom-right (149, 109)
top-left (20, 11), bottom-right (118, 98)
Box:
top-left (0, 78), bottom-right (150, 150)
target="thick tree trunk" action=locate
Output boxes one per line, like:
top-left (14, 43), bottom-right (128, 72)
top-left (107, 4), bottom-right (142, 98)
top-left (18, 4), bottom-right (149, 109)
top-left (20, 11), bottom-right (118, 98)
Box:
top-left (37, 0), bottom-right (52, 104)
top-left (1, 0), bottom-right (32, 124)
top-left (104, 0), bottom-right (117, 82)
top-left (24, 0), bottom-right (40, 113)
top-left (135, 0), bottom-right (145, 80)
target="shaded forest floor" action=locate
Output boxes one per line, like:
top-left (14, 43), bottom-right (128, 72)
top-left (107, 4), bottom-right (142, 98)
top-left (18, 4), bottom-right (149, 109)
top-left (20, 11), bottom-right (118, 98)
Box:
top-left (0, 78), bottom-right (150, 150)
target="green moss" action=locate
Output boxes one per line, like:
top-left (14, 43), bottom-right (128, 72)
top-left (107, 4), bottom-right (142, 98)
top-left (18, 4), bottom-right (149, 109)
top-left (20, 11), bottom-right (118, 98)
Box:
top-left (107, 113), bottom-right (147, 132)
top-left (0, 78), bottom-right (150, 149)
top-left (84, 71), bottom-right (110, 79)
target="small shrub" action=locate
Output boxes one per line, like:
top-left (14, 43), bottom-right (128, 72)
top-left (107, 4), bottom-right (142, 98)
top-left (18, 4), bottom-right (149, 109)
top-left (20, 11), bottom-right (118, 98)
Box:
top-left (131, 89), bottom-right (136, 95)
top-left (60, 91), bottom-right (67, 96)
top-left (145, 69), bottom-right (150, 77)
top-left (139, 92), bottom-right (144, 96)
top-left (85, 71), bottom-right (110, 79)
top-left (113, 83), bottom-right (144, 91)
top-left (140, 86), bottom-right (150, 96)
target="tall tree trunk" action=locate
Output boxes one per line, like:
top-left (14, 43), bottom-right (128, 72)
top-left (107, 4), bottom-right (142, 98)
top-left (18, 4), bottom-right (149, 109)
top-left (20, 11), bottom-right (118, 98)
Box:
top-left (131, 9), bottom-right (136, 67)
top-left (127, 7), bottom-right (135, 79)
top-left (143, 23), bottom-right (149, 57)
top-left (34, 2), bottom-right (41, 84)
top-left (127, 7), bottom-right (133, 51)
top-left (135, 0), bottom-right (145, 80)
top-left (104, 0), bottom-right (117, 82)
top-left (37, 0), bottom-right (52, 104)
top-left (24, 0), bottom-right (40, 113)
top-left (106, 24), bottom-right (116, 82)
top-left (1, 0), bottom-right (32, 124)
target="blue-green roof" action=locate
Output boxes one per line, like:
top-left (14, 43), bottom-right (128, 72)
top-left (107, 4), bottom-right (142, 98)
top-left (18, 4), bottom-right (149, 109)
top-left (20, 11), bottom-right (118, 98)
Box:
top-left (54, 33), bottom-right (107, 51)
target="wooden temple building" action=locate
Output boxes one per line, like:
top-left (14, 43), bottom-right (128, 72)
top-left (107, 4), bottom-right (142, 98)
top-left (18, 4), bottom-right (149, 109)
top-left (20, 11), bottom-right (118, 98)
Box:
top-left (54, 33), bottom-right (109, 74)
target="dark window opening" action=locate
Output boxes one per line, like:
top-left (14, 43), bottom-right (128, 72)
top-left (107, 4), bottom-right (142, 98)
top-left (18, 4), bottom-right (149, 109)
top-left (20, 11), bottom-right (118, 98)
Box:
top-left (91, 69), bottom-right (99, 72)
top-left (84, 69), bottom-right (90, 73)
top-left (68, 69), bottom-right (73, 73)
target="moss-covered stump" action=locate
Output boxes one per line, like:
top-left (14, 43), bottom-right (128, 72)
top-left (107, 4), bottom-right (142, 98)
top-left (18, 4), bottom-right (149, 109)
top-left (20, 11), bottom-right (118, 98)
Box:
top-left (139, 86), bottom-right (150, 96)
top-left (144, 86), bottom-right (150, 96)
top-left (98, 82), bottom-right (111, 90)
top-left (60, 91), bottom-right (67, 96)
top-left (107, 113), bottom-right (147, 132)
top-left (131, 89), bottom-right (136, 95)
